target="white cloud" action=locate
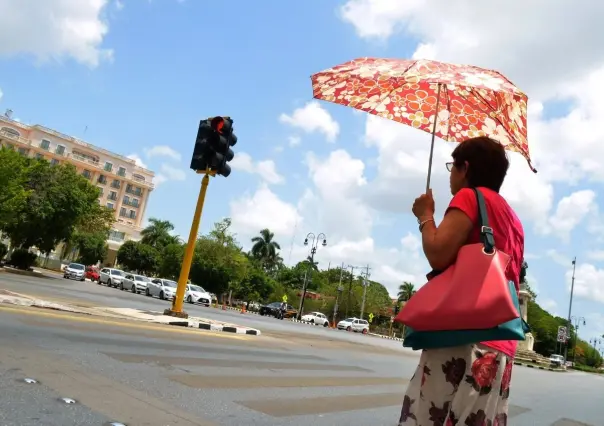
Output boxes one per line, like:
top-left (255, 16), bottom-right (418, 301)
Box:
top-left (115, 0), bottom-right (124, 10)
top-left (144, 145), bottom-right (182, 161)
top-left (540, 298), bottom-right (559, 316)
top-left (546, 250), bottom-right (572, 267)
top-left (230, 184), bottom-right (302, 239)
top-left (587, 251), bottom-right (604, 262)
top-left (288, 136), bottom-right (301, 147)
top-left (127, 153), bottom-right (147, 169)
top-left (0, 0), bottom-right (114, 67)
top-left (230, 152), bottom-right (285, 185)
top-left (159, 164), bottom-right (185, 181)
top-left (566, 262), bottom-right (604, 304)
top-left (280, 102), bottom-right (340, 142)
top-left (542, 190), bottom-right (597, 241)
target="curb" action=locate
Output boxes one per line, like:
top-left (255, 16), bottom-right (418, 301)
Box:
top-left (513, 361), bottom-right (565, 372)
top-left (222, 305), bottom-right (260, 315)
top-left (168, 320), bottom-right (261, 336)
top-left (369, 333), bottom-right (404, 342)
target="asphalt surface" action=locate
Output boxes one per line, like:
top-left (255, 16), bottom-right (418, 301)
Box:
top-left (0, 271), bottom-right (603, 425)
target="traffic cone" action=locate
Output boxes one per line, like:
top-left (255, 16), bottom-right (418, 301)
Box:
top-left (222, 302), bottom-right (226, 310)
top-left (241, 305), bottom-right (246, 314)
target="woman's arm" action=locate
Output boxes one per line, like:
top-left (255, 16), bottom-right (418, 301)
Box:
top-left (420, 208), bottom-right (473, 271)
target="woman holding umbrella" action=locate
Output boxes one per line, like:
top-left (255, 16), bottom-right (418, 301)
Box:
top-left (399, 136), bottom-right (524, 425)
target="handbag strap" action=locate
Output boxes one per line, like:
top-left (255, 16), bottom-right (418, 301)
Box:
top-left (472, 188), bottom-right (495, 254)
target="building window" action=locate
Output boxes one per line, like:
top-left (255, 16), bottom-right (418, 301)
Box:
top-left (111, 179), bottom-right (121, 189)
top-left (55, 145), bottom-right (65, 156)
top-left (123, 195), bottom-right (130, 205)
top-left (104, 162), bottom-right (113, 172)
top-left (126, 184), bottom-right (142, 196)
top-left (106, 202), bottom-right (115, 209)
top-left (129, 210), bottom-right (136, 219)
top-left (1, 127), bottom-right (20, 138)
top-left (108, 230), bottom-right (125, 242)
top-left (97, 175), bottom-right (107, 184)
top-left (82, 170), bottom-right (92, 179)
top-left (98, 187), bottom-right (104, 196)
top-left (120, 207), bottom-right (127, 217)
top-left (117, 166), bottom-right (126, 177)
top-left (18, 147), bottom-right (28, 156)
top-left (40, 139), bottom-right (51, 150)
top-left (108, 191), bottom-right (117, 201)
top-left (35, 153), bottom-right (44, 160)
top-left (50, 159), bottom-right (59, 166)
top-left (131, 198), bottom-right (139, 208)
top-left (133, 173), bottom-right (145, 182)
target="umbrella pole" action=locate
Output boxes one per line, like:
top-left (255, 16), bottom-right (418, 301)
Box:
top-left (425, 83), bottom-right (442, 193)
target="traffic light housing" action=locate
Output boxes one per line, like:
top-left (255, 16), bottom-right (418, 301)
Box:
top-left (190, 116), bottom-right (237, 177)
top-left (394, 304), bottom-right (400, 315)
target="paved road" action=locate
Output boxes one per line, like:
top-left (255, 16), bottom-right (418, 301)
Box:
top-left (0, 272), bottom-right (406, 351)
top-left (1, 272), bottom-right (603, 425)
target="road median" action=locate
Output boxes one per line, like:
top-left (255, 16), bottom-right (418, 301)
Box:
top-left (0, 289), bottom-right (261, 336)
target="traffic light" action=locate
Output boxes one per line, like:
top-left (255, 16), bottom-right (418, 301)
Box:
top-left (394, 304), bottom-right (400, 315)
top-left (190, 116), bottom-right (237, 177)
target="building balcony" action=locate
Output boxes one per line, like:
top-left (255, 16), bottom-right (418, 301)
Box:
top-left (0, 129), bottom-right (31, 146)
top-left (132, 174), bottom-right (155, 189)
top-left (68, 153), bottom-right (103, 169)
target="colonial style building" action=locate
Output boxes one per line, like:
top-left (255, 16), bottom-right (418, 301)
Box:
top-left (0, 115), bottom-right (155, 265)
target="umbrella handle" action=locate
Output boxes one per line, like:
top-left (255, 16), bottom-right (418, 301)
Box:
top-left (426, 84), bottom-right (442, 193)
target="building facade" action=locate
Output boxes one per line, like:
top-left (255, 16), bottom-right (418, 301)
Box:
top-left (0, 115), bottom-right (155, 265)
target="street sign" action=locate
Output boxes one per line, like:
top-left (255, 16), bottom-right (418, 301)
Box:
top-left (557, 326), bottom-right (567, 343)
top-left (390, 316), bottom-right (394, 323)
top-left (368, 313), bottom-right (374, 323)
top-left (282, 295), bottom-right (288, 303)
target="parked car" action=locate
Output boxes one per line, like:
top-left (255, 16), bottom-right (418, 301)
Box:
top-left (185, 284), bottom-right (212, 306)
top-left (301, 311), bottom-right (330, 327)
top-left (85, 266), bottom-right (100, 282)
top-left (146, 278), bottom-right (177, 300)
top-left (122, 273), bottom-right (150, 293)
top-left (99, 268), bottom-right (125, 288)
top-left (549, 354), bottom-right (565, 367)
top-left (337, 317), bottom-right (369, 334)
top-left (259, 302), bottom-right (297, 319)
top-left (63, 263), bottom-right (86, 281)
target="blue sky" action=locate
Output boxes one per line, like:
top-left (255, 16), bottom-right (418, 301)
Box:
top-left (1, 0), bottom-right (603, 344)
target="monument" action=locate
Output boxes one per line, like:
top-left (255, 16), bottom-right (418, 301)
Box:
top-left (518, 282), bottom-right (535, 352)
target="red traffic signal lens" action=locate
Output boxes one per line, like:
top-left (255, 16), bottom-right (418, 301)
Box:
top-left (210, 117), bottom-right (224, 133)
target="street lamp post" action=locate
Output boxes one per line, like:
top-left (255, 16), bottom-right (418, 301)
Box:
top-left (570, 315), bottom-right (586, 365)
top-left (564, 257), bottom-right (577, 363)
top-left (332, 263), bottom-right (345, 327)
top-left (297, 232), bottom-right (326, 320)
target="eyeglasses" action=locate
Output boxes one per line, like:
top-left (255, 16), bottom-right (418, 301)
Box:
top-left (446, 162), bottom-right (454, 172)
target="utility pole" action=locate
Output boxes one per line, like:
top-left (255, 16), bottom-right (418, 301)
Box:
top-left (345, 265), bottom-right (363, 318)
top-left (564, 257), bottom-right (577, 363)
top-left (297, 232), bottom-right (327, 320)
top-left (332, 262), bottom-right (345, 326)
top-left (359, 264), bottom-right (372, 320)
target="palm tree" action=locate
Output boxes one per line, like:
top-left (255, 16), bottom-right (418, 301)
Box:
top-left (140, 218), bottom-right (175, 248)
top-left (251, 229), bottom-right (281, 268)
top-left (301, 255), bottom-right (319, 271)
top-left (397, 282), bottom-right (416, 302)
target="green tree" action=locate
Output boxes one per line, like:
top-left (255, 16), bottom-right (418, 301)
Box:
top-left (140, 218), bottom-right (178, 248)
top-left (251, 228), bottom-right (281, 270)
top-left (158, 243), bottom-right (185, 279)
top-left (117, 241), bottom-right (159, 275)
top-left (4, 159), bottom-right (103, 253)
top-left (75, 232), bottom-right (108, 266)
top-left (0, 148), bottom-right (30, 230)
top-left (397, 282), bottom-right (416, 302)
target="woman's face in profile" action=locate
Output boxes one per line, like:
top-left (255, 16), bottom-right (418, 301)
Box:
top-left (449, 161), bottom-right (467, 195)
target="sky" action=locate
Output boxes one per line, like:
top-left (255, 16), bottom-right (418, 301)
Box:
top-left (1, 0), bottom-right (603, 342)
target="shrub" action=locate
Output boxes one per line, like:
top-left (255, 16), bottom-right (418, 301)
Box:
top-left (9, 248), bottom-right (38, 270)
top-left (0, 242), bottom-right (7, 261)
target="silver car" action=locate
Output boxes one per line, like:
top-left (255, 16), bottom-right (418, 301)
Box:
top-left (121, 273), bottom-right (150, 293)
top-left (146, 278), bottom-right (177, 300)
top-left (99, 268), bottom-right (125, 288)
top-left (63, 263), bottom-right (85, 281)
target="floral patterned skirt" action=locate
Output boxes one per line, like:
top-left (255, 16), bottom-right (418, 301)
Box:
top-left (398, 344), bottom-right (512, 426)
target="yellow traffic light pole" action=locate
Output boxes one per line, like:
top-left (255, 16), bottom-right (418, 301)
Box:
top-left (164, 167), bottom-right (216, 318)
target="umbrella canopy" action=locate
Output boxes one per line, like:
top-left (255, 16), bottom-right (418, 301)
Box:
top-left (311, 57), bottom-right (535, 176)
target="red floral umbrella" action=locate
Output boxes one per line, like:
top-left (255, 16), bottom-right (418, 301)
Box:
top-left (311, 57), bottom-right (535, 190)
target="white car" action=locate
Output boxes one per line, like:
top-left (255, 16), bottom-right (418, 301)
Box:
top-left (301, 311), bottom-right (330, 327)
top-left (146, 278), bottom-right (177, 300)
top-left (99, 268), bottom-right (125, 288)
top-left (121, 273), bottom-right (150, 293)
top-left (185, 284), bottom-right (212, 306)
top-left (549, 354), bottom-right (565, 367)
top-left (337, 317), bottom-right (369, 334)
top-left (63, 263), bottom-right (85, 281)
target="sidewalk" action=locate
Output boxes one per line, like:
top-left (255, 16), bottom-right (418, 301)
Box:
top-left (0, 289), bottom-right (261, 336)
